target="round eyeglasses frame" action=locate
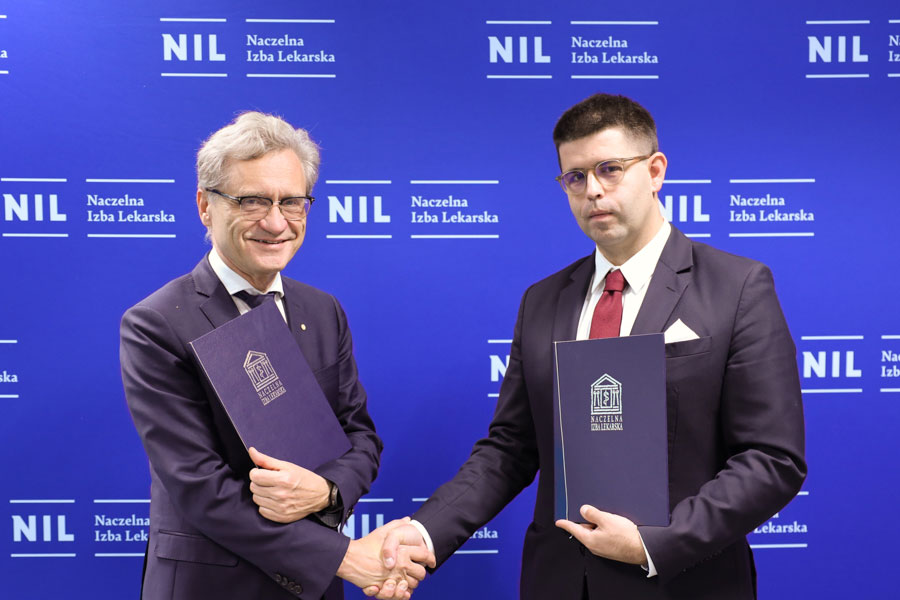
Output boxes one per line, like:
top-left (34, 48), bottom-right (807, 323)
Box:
top-left (555, 155), bottom-right (652, 194)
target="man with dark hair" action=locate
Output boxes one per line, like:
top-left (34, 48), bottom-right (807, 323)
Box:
top-left (376, 93), bottom-right (806, 599)
top-left (554, 93), bottom-right (659, 155)
top-left (121, 111), bottom-right (432, 600)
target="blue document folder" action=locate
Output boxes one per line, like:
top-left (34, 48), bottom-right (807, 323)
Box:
top-left (553, 334), bottom-right (669, 526)
top-left (189, 300), bottom-right (351, 470)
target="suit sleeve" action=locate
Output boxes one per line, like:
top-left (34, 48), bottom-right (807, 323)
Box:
top-left (312, 296), bottom-right (383, 524)
top-left (638, 263), bottom-right (807, 580)
top-left (121, 304), bottom-right (349, 600)
top-left (413, 289), bottom-right (540, 566)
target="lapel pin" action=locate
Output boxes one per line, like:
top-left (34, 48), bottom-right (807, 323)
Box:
top-left (300, 323), bottom-right (307, 331)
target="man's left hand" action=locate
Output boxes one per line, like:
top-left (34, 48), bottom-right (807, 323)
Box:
top-left (248, 447), bottom-right (331, 523)
top-left (555, 505), bottom-right (646, 565)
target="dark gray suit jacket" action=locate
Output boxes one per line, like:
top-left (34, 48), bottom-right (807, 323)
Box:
top-left (414, 227), bottom-right (806, 599)
top-left (120, 256), bottom-right (382, 600)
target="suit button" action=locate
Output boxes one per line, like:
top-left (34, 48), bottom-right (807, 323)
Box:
top-left (274, 573), bottom-right (284, 585)
top-left (292, 583), bottom-right (303, 594)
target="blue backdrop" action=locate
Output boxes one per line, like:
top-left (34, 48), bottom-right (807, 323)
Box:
top-left (2, 1), bottom-right (898, 598)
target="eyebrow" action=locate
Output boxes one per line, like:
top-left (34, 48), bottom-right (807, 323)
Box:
top-left (563, 157), bottom-right (638, 172)
top-left (234, 190), bottom-right (306, 198)
top-left (567, 158), bottom-right (622, 169)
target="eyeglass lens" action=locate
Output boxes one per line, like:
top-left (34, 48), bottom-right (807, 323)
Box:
top-left (240, 197), bottom-right (309, 220)
top-left (562, 160), bottom-right (628, 192)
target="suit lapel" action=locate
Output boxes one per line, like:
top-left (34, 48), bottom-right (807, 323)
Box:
top-left (193, 255), bottom-right (308, 356)
top-left (630, 227), bottom-right (694, 335)
top-left (192, 254), bottom-right (241, 329)
top-left (552, 255), bottom-right (594, 342)
top-left (283, 291), bottom-right (309, 352)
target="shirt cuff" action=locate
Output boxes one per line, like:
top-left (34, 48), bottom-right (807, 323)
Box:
top-left (409, 519), bottom-right (435, 556)
top-left (314, 506), bottom-right (342, 529)
top-left (639, 532), bottom-right (657, 578)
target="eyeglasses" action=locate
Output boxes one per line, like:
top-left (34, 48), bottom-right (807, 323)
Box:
top-left (555, 155), bottom-right (652, 194)
top-left (205, 188), bottom-right (314, 221)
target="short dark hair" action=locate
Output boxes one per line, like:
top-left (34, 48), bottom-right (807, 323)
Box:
top-left (553, 93), bottom-right (659, 156)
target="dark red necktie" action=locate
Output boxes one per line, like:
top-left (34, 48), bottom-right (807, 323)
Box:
top-left (589, 269), bottom-right (627, 339)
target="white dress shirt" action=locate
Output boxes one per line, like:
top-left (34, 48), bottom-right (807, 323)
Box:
top-left (574, 219), bottom-right (671, 578)
top-left (576, 220), bottom-right (671, 340)
top-left (207, 247), bottom-right (287, 322)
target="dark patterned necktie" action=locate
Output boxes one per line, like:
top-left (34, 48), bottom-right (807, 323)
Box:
top-left (589, 269), bottom-right (627, 339)
top-left (233, 290), bottom-right (277, 309)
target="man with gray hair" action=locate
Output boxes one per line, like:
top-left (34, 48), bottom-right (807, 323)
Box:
top-left (120, 112), bottom-right (433, 600)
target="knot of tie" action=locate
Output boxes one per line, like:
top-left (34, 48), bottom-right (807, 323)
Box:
top-left (604, 269), bottom-right (626, 294)
top-left (234, 290), bottom-right (277, 309)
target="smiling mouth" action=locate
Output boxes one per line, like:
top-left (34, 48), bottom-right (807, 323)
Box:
top-left (250, 238), bottom-right (290, 245)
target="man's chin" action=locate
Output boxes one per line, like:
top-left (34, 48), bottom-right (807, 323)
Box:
top-left (584, 225), bottom-right (621, 245)
top-left (253, 259), bottom-right (288, 274)
top-left (254, 249), bottom-right (299, 271)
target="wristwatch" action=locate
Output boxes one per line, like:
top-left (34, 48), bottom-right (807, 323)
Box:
top-left (327, 481), bottom-right (340, 510)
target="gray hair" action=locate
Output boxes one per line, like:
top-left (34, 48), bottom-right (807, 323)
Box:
top-left (196, 111), bottom-right (320, 193)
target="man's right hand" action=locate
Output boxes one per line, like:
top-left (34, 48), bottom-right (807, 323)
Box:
top-left (337, 518), bottom-right (435, 599)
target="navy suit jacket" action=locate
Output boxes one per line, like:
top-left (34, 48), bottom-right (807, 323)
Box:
top-left (413, 227), bottom-right (806, 599)
top-left (120, 256), bottom-right (382, 600)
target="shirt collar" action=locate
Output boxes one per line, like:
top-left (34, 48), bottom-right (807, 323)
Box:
top-left (591, 220), bottom-right (671, 295)
top-left (207, 247), bottom-right (285, 298)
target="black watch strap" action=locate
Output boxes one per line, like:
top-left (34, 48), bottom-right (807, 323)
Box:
top-left (328, 481), bottom-right (340, 510)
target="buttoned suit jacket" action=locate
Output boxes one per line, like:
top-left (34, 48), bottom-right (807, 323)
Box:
top-left (413, 226), bottom-right (806, 599)
top-left (120, 255), bottom-right (382, 600)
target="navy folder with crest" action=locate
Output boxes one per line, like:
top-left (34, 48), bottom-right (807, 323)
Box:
top-left (553, 333), bottom-right (669, 526)
top-left (188, 300), bottom-right (351, 470)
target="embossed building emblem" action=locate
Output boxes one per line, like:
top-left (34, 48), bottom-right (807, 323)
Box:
top-left (590, 374), bottom-right (623, 431)
top-left (244, 350), bottom-right (286, 406)
top-left (591, 374), bottom-right (622, 414)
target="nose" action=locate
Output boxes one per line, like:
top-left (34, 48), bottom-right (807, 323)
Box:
top-left (584, 168), bottom-right (606, 199)
top-left (257, 203), bottom-right (289, 233)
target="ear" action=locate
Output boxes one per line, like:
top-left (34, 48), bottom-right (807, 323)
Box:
top-left (197, 189), bottom-right (211, 226)
top-left (648, 152), bottom-right (667, 194)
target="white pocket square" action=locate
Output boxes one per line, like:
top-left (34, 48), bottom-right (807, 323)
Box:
top-left (664, 319), bottom-right (700, 344)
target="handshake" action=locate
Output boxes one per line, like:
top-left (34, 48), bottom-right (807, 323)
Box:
top-left (249, 448), bottom-right (435, 599)
top-left (337, 517), bottom-right (436, 599)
